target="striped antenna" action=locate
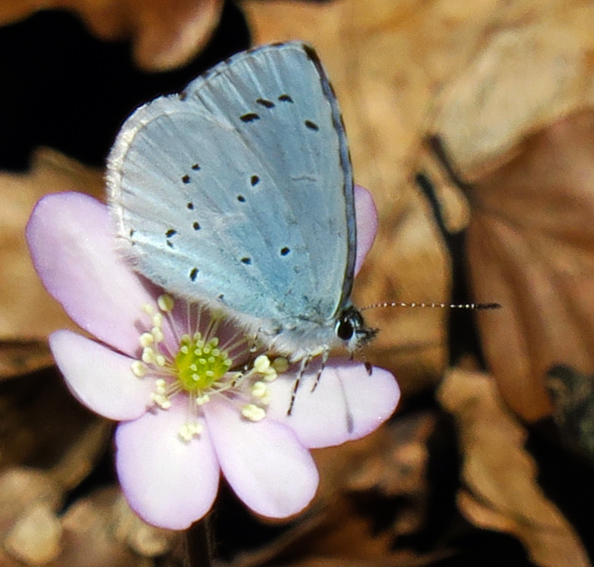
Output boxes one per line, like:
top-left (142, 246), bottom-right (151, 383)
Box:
top-left (361, 301), bottom-right (501, 311)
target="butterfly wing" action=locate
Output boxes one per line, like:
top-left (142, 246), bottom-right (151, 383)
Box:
top-left (107, 42), bottom-right (355, 356)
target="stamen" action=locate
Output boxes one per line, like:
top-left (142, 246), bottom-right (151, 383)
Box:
top-left (254, 355), bottom-right (271, 373)
top-left (272, 357), bottom-right (289, 374)
top-left (151, 327), bottom-right (164, 343)
top-left (251, 381), bottom-right (268, 398)
top-left (179, 421), bottom-right (203, 442)
top-left (242, 404), bottom-right (266, 421)
top-left (196, 394), bottom-right (210, 405)
top-left (158, 294), bottom-right (175, 313)
top-left (131, 361), bottom-right (147, 377)
top-left (142, 347), bottom-right (156, 364)
top-left (133, 298), bottom-right (286, 440)
top-left (139, 332), bottom-right (154, 347)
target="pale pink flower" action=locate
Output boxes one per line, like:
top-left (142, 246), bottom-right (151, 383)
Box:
top-left (26, 187), bottom-right (399, 530)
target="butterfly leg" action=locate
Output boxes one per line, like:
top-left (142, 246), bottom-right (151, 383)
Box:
top-left (311, 349), bottom-right (329, 393)
top-left (288, 356), bottom-right (312, 416)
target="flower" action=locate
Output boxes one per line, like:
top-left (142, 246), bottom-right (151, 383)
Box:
top-left (26, 188), bottom-right (399, 530)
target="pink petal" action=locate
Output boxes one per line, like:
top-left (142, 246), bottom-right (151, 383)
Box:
top-left (267, 359), bottom-right (400, 449)
top-left (115, 399), bottom-right (220, 530)
top-left (354, 185), bottom-right (378, 275)
top-left (26, 192), bottom-right (162, 356)
top-left (50, 330), bottom-right (155, 421)
top-left (204, 398), bottom-right (319, 518)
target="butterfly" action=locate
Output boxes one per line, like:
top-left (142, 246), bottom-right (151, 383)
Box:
top-left (107, 41), bottom-right (375, 368)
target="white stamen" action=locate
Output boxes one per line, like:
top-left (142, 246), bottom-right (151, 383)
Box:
top-left (272, 357), bottom-right (289, 374)
top-left (158, 295), bottom-right (175, 312)
top-left (254, 355), bottom-right (271, 373)
top-left (142, 347), bottom-right (156, 364)
top-left (179, 421), bottom-right (203, 442)
top-left (139, 332), bottom-right (154, 347)
top-left (131, 361), bottom-right (147, 377)
top-left (242, 404), bottom-right (266, 422)
top-left (251, 381), bottom-right (268, 398)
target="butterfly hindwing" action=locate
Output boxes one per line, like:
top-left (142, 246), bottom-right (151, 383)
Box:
top-left (108, 42), bottom-right (355, 350)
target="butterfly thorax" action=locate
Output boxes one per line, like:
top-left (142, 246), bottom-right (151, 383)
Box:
top-left (267, 304), bottom-right (376, 363)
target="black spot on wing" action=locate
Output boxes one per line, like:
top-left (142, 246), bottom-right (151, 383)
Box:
top-left (280, 247), bottom-right (291, 256)
top-left (189, 267), bottom-right (199, 281)
top-left (241, 257), bottom-right (252, 265)
top-left (278, 94), bottom-right (293, 103)
top-left (187, 202), bottom-right (195, 210)
top-left (237, 195), bottom-right (246, 202)
top-left (304, 120), bottom-right (319, 131)
top-left (250, 175), bottom-right (260, 186)
top-left (240, 113), bottom-right (260, 123)
top-left (193, 221), bottom-right (200, 230)
top-left (256, 98), bottom-right (275, 108)
top-left (191, 163), bottom-right (200, 171)
top-left (182, 174), bottom-right (190, 184)
top-left (166, 229), bottom-right (177, 237)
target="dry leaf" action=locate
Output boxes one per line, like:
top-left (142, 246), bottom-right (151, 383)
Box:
top-left (0, 340), bottom-right (53, 380)
top-left (0, 148), bottom-right (103, 359)
top-left (0, 0), bottom-right (223, 71)
top-left (438, 367), bottom-right (590, 567)
top-left (426, 4), bottom-right (594, 423)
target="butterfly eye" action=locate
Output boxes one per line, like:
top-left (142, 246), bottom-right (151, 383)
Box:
top-left (336, 307), bottom-right (377, 351)
top-left (336, 317), bottom-right (354, 341)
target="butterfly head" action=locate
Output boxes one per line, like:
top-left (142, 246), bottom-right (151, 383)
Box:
top-left (335, 305), bottom-right (377, 352)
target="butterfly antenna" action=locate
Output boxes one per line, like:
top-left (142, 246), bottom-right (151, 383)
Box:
top-left (360, 301), bottom-right (502, 311)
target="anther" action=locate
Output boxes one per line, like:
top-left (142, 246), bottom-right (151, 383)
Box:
top-left (158, 295), bottom-right (175, 312)
top-left (242, 404), bottom-right (266, 421)
top-left (131, 361), bottom-right (147, 377)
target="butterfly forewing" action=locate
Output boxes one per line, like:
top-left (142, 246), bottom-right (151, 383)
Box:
top-left (108, 42), bottom-right (355, 353)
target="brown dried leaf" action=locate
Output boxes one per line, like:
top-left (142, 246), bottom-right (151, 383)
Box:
top-left (59, 488), bottom-right (156, 567)
top-left (0, 339), bottom-right (53, 380)
top-left (0, 0), bottom-right (223, 71)
top-left (4, 502), bottom-right (62, 565)
top-left (424, 3), bottom-right (594, 421)
top-left (0, 148), bottom-right (103, 353)
top-left (438, 367), bottom-right (590, 567)
top-left (427, 4), bottom-right (594, 423)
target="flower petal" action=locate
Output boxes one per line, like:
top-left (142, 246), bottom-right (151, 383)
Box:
top-left (115, 400), bottom-right (220, 530)
top-left (26, 192), bottom-right (160, 356)
top-left (204, 398), bottom-right (318, 518)
top-left (50, 329), bottom-right (155, 421)
top-left (267, 359), bottom-right (400, 448)
top-left (354, 185), bottom-right (378, 274)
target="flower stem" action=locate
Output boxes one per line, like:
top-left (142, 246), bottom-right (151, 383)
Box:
top-left (185, 516), bottom-right (214, 567)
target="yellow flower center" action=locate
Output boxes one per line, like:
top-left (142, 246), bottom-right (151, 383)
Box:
top-left (175, 333), bottom-right (232, 392)
top-left (132, 294), bottom-right (289, 442)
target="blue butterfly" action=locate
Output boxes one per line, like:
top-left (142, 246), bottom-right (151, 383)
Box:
top-left (107, 42), bottom-right (375, 368)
